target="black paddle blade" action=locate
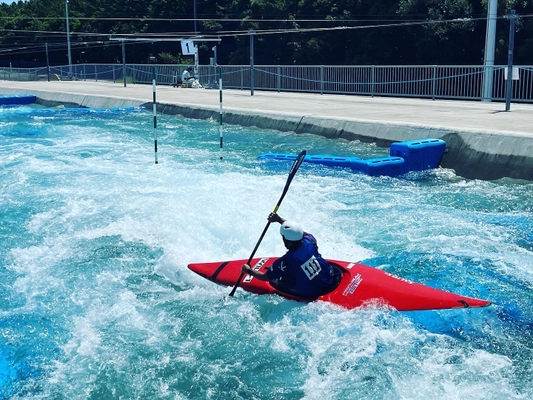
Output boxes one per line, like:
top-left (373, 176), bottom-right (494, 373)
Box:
top-left (228, 149), bottom-right (307, 297)
top-left (275, 150), bottom-right (307, 208)
top-left (290, 150), bottom-right (306, 177)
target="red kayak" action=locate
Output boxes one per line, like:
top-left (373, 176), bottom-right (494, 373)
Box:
top-left (188, 257), bottom-right (491, 311)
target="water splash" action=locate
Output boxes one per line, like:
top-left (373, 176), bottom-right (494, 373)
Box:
top-left (1, 105), bottom-right (532, 399)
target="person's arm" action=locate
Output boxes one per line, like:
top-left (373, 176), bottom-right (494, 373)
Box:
top-left (268, 212), bottom-right (286, 224)
top-left (241, 263), bottom-right (270, 281)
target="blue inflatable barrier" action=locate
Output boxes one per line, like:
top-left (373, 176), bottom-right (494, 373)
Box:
top-left (258, 153), bottom-right (359, 169)
top-left (258, 138), bottom-right (446, 178)
top-left (258, 153), bottom-right (300, 162)
top-left (0, 94), bottom-right (37, 105)
top-left (305, 154), bottom-right (358, 168)
top-left (389, 138), bottom-right (446, 171)
top-left (351, 156), bottom-right (406, 176)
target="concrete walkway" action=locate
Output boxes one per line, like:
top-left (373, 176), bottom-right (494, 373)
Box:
top-left (1, 80), bottom-right (533, 181)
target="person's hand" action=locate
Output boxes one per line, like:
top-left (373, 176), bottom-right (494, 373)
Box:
top-left (268, 212), bottom-right (283, 224)
top-left (241, 264), bottom-right (252, 274)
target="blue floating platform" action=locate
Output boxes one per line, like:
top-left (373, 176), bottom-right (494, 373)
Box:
top-left (389, 138), bottom-right (446, 171)
top-left (351, 156), bottom-right (406, 176)
top-left (0, 94), bottom-right (37, 105)
top-left (258, 153), bottom-right (359, 168)
top-left (258, 138), bottom-right (446, 178)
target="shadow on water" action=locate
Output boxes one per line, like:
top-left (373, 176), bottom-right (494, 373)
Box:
top-left (0, 313), bottom-right (63, 398)
top-left (363, 252), bottom-right (533, 382)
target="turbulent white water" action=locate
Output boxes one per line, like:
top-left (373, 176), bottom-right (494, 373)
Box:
top-left (1, 104), bottom-right (532, 399)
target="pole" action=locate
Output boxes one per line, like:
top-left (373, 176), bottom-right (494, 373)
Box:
top-left (218, 66), bottom-right (223, 160)
top-left (431, 66), bottom-right (437, 100)
top-left (319, 65), bottom-right (323, 95)
top-left (152, 65), bottom-right (158, 164)
top-left (121, 40), bottom-right (127, 87)
top-left (45, 43), bottom-right (50, 82)
top-left (482, 0), bottom-right (498, 102)
top-left (505, 10), bottom-right (517, 111)
top-left (65, 0), bottom-right (72, 78)
top-left (194, 44), bottom-right (199, 82)
top-left (194, 0), bottom-right (197, 35)
top-left (212, 45), bottom-right (218, 88)
top-left (250, 29), bottom-right (255, 96)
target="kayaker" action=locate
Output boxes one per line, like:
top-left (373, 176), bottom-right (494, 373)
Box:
top-left (241, 213), bottom-right (334, 298)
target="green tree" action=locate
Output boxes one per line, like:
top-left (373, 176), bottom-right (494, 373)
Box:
top-left (0, 0), bottom-right (532, 66)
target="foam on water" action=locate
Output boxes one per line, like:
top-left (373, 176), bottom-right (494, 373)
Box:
top-left (1, 104), bottom-right (532, 399)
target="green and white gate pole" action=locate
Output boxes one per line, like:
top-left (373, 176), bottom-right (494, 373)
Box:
top-left (218, 66), bottom-right (223, 160)
top-left (152, 64), bottom-right (158, 164)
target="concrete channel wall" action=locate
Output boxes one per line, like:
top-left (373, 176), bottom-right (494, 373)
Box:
top-left (2, 83), bottom-right (533, 182)
top-left (166, 107), bottom-right (533, 182)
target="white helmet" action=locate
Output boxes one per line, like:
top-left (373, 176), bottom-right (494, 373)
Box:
top-left (280, 221), bottom-right (304, 241)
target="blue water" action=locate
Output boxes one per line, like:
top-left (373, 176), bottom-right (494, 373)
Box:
top-left (1, 103), bottom-right (532, 399)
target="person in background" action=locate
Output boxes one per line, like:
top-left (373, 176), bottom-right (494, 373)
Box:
top-left (241, 213), bottom-right (334, 298)
top-left (181, 66), bottom-right (195, 86)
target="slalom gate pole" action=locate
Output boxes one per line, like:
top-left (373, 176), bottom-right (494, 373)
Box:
top-left (152, 65), bottom-right (158, 164)
top-left (218, 66), bottom-right (223, 160)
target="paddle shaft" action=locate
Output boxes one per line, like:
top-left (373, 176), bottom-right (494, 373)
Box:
top-left (229, 150), bottom-right (306, 297)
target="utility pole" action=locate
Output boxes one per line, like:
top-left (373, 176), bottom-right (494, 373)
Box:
top-left (65, 0), bottom-right (72, 78)
top-left (250, 29), bottom-right (255, 96)
top-left (505, 10), bottom-right (518, 111)
top-left (121, 40), bottom-right (127, 87)
top-left (193, 0), bottom-right (197, 35)
top-left (45, 43), bottom-right (50, 82)
top-left (482, 0), bottom-right (497, 102)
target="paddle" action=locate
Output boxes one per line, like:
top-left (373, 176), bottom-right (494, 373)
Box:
top-left (229, 149), bottom-right (307, 297)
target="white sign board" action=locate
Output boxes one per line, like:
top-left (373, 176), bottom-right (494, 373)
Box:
top-left (504, 66), bottom-right (520, 80)
top-left (181, 40), bottom-right (195, 56)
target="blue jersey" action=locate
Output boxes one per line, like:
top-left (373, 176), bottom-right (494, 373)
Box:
top-left (267, 233), bottom-right (333, 298)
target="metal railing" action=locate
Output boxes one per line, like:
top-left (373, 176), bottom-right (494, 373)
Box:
top-left (1, 63), bottom-right (532, 103)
